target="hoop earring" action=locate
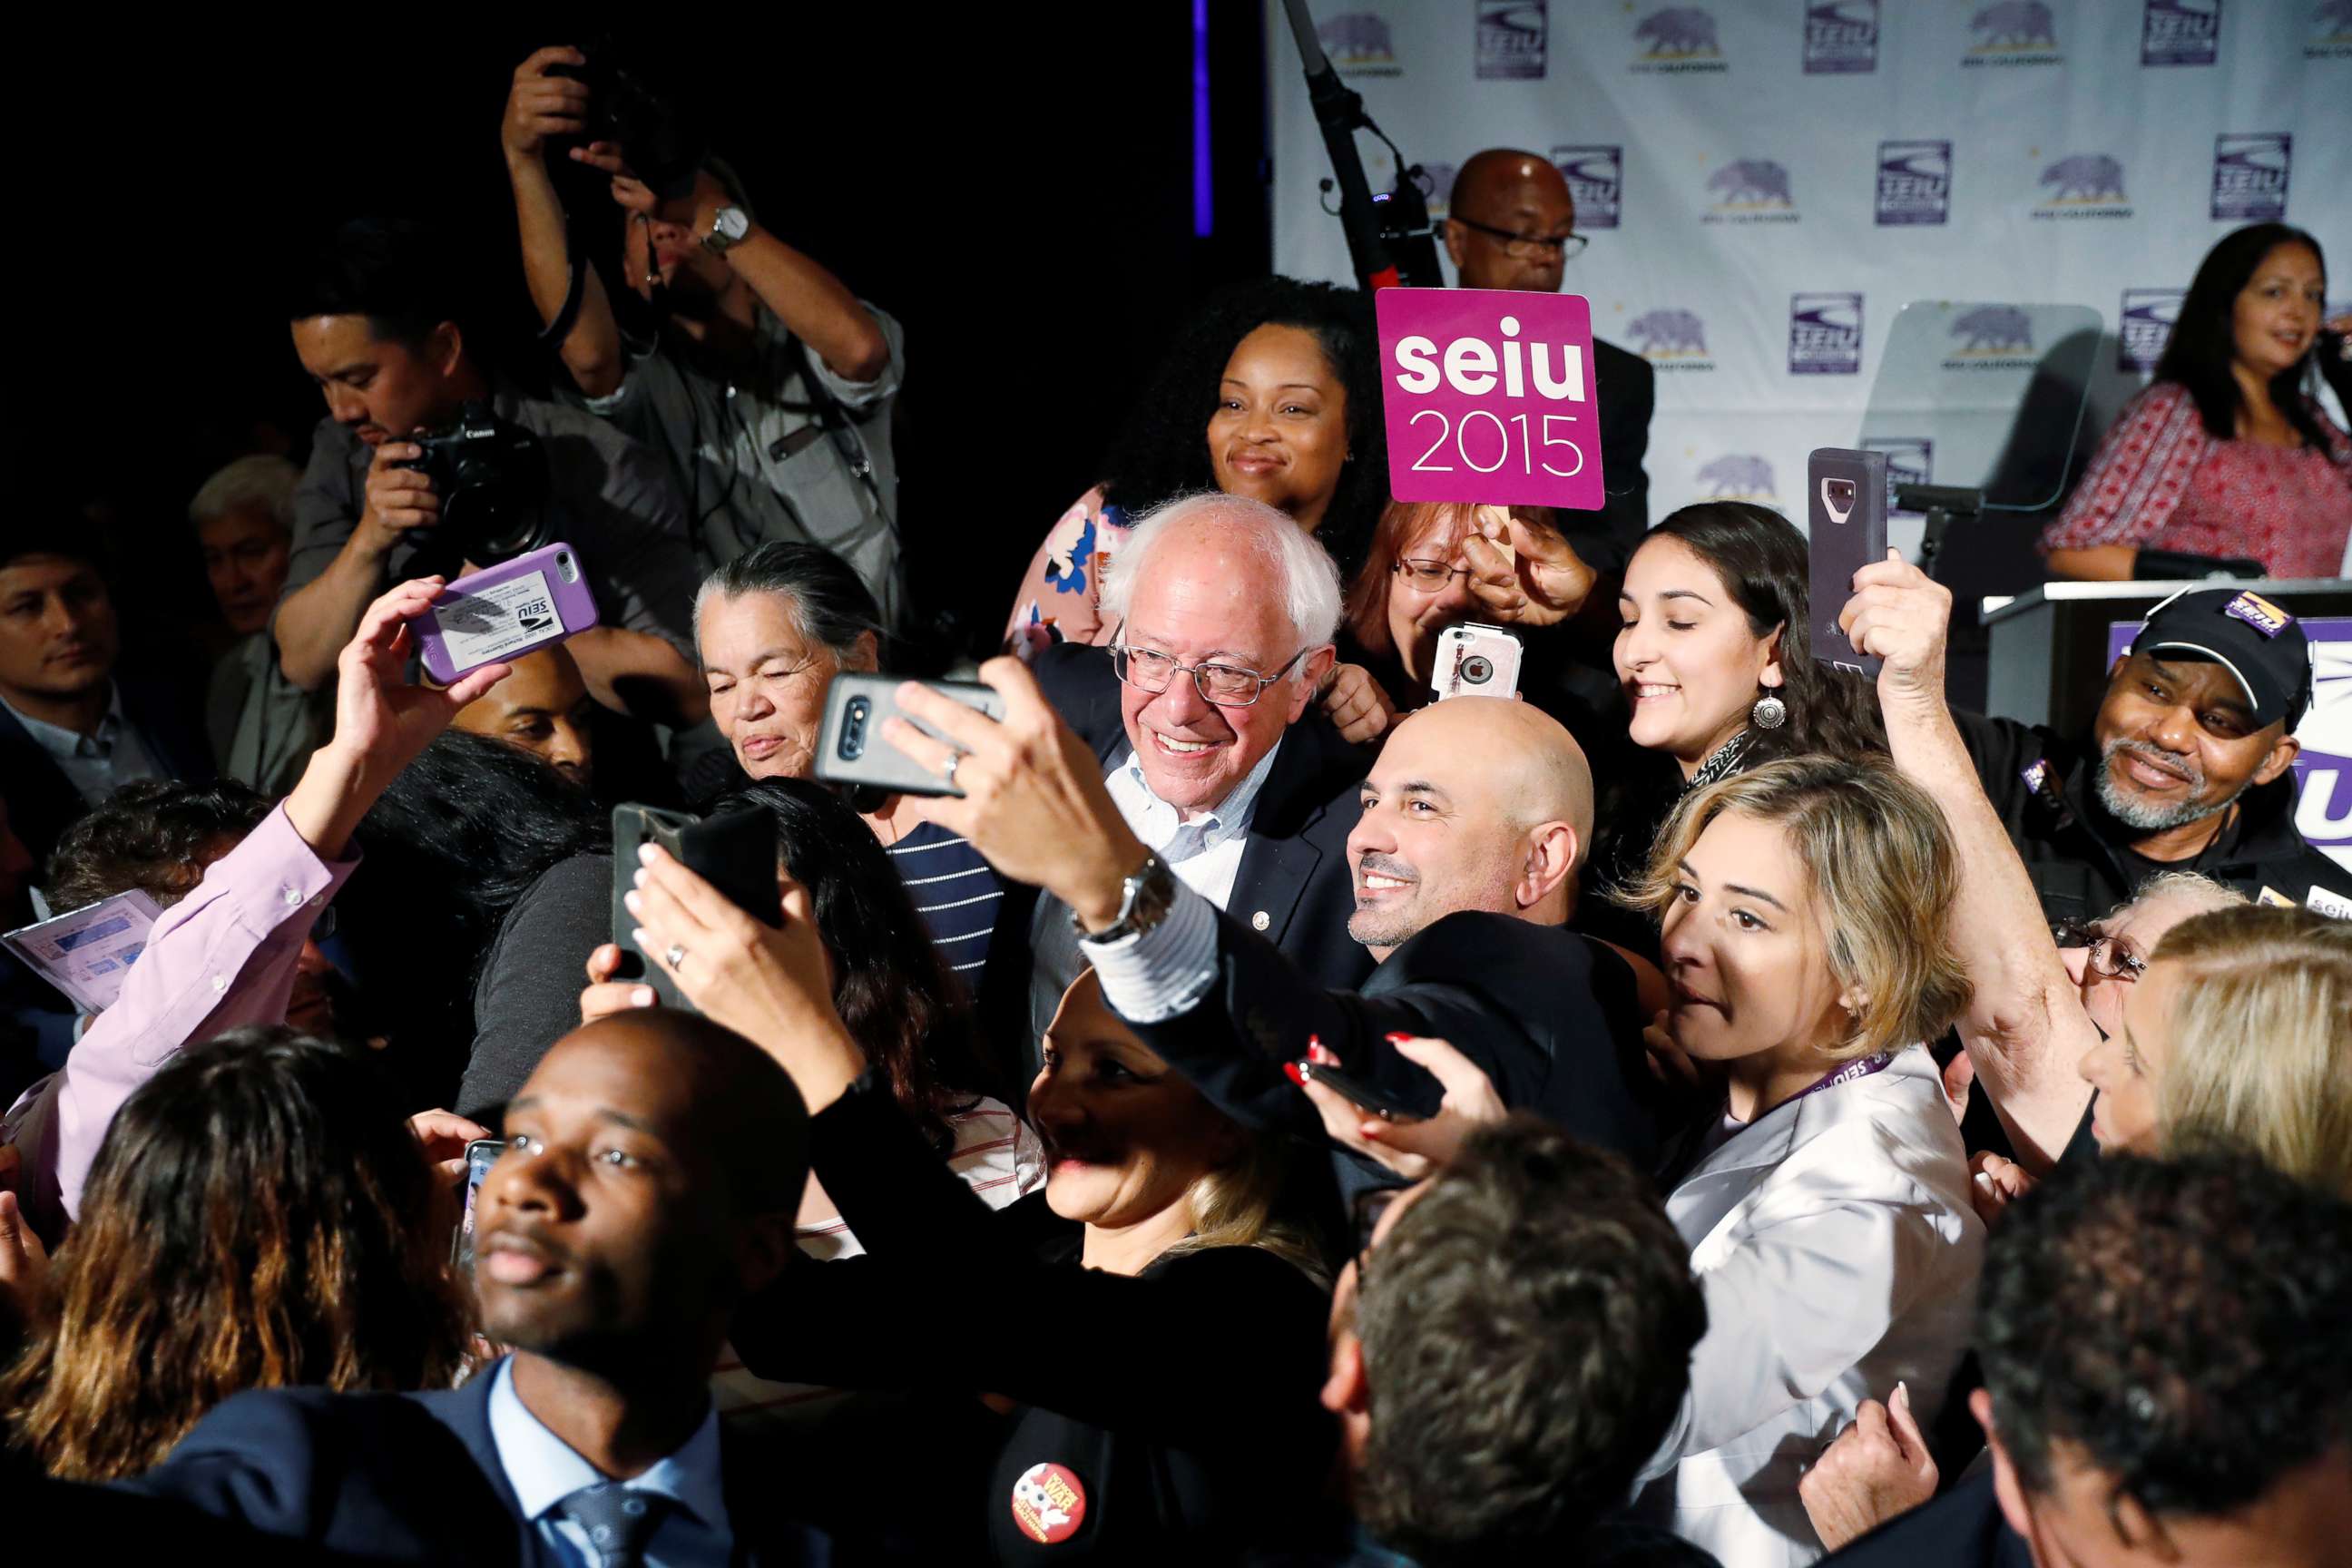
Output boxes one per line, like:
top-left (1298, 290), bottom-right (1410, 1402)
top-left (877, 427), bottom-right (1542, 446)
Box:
top-left (1751, 692), bottom-right (1788, 730)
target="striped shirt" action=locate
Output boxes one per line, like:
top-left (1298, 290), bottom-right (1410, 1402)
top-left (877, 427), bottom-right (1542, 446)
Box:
top-left (888, 819), bottom-right (1004, 984)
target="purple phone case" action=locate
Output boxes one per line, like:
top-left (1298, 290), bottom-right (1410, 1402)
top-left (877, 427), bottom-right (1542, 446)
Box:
top-left (416, 543), bottom-right (600, 684)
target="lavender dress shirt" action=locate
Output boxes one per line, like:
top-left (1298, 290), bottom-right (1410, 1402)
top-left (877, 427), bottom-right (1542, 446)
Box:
top-left (1, 805), bottom-right (358, 1240)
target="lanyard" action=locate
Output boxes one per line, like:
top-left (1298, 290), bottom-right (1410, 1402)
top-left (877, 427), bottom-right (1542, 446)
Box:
top-left (1757, 1050), bottom-right (1896, 1120)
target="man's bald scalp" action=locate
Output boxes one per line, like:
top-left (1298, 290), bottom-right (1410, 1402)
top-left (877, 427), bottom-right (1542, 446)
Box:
top-left (554, 1012), bottom-right (810, 1214)
top-left (1449, 149), bottom-right (1573, 217)
top-left (1392, 698), bottom-right (1593, 851)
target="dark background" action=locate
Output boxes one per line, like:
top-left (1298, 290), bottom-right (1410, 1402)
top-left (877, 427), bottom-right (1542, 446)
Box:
top-left (17, 6), bottom-right (1281, 660)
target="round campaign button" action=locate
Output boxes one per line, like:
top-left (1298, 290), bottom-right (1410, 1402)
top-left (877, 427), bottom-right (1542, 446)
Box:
top-left (1009, 1460), bottom-right (1088, 1544)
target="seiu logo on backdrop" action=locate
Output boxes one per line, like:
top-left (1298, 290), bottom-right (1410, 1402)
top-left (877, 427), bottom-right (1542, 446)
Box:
top-left (2211, 133), bottom-right (2291, 223)
top-left (1552, 146), bottom-right (1622, 228)
top-left (1477, 1), bottom-right (1547, 79)
top-left (1318, 12), bottom-right (1401, 77)
top-left (2120, 289), bottom-right (2184, 373)
top-left (1943, 306), bottom-right (2037, 370)
top-left (1966, 1), bottom-right (2062, 65)
top-left (2033, 153), bottom-right (2132, 220)
top-left (1628, 309), bottom-right (1712, 371)
top-left (2142, 0), bottom-right (2221, 66)
top-left (2313, 0), bottom-right (2352, 58)
top-left (1632, 7), bottom-right (1729, 74)
top-left (1790, 293), bottom-right (1864, 376)
top-left (1804, 1), bottom-right (1877, 74)
top-left (1877, 141), bottom-right (1951, 226)
top-left (1696, 455), bottom-right (1778, 502)
top-left (1705, 160), bottom-right (1798, 225)
top-left (1866, 438), bottom-right (1934, 509)
top-left (1416, 162), bottom-right (1459, 220)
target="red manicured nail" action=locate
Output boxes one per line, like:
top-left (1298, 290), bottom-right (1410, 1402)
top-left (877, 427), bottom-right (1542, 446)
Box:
top-left (1283, 1061), bottom-right (1309, 1088)
top-left (1385, 1032), bottom-right (1413, 1044)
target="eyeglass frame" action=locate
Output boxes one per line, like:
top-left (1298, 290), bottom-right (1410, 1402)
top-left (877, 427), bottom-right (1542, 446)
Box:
top-left (1392, 556), bottom-right (1476, 593)
top-left (1105, 628), bottom-right (1315, 708)
top-left (2050, 918), bottom-right (2148, 983)
top-left (1449, 214), bottom-right (1589, 261)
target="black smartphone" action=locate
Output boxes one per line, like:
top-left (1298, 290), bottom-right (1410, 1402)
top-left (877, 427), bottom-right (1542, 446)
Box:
top-left (1296, 1061), bottom-right (1426, 1124)
top-left (814, 672), bottom-right (1007, 798)
top-left (609, 803), bottom-right (784, 1012)
top-left (1807, 446), bottom-right (1890, 678)
top-left (451, 1138), bottom-right (505, 1273)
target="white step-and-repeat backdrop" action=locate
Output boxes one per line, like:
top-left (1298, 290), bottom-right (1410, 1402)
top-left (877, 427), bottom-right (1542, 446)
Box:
top-left (1268, 0), bottom-right (2350, 524)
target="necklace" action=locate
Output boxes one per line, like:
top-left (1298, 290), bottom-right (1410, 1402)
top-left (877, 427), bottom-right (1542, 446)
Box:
top-left (1683, 729), bottom-right (1754, 795)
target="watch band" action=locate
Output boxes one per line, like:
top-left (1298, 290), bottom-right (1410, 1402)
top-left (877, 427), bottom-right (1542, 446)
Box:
top-left (1073, 853), bottom-right (1176, 945)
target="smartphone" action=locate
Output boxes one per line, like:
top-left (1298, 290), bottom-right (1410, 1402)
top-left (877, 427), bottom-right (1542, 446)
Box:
top-left (1428, 622), bottom-right (1524, 702)
top-left (414, 543), bottom-right (600, 685)
top-left (451, 1138), bottom-right (505, 1272)
top-left (814, 672), bottom-right (1007, 798)
top-left (1807, 447), bottom-right (1889, 678)
top-left (1295, 1061), bottom-right (1426, 1124)
top-left (609, 803), bottom-right (785, 1012)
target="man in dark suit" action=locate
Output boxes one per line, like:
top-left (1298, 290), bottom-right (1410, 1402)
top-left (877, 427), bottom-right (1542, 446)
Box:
top-left (125, 1011), bottom-right (833, 1565)
top-left (893, 668), bottom-right (1671, 1192)
top-left (983, 494), bottom-right (1376, 1083)
top-left (1818, 1152), bottom-right (2352, 1568)
top-left (1445, 149), bottom-right (1654, 576)
top-left (0, 533), bottom-right (212, 875)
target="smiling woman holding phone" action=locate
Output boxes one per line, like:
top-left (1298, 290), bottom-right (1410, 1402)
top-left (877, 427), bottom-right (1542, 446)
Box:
top-left (608, 845), bottom-right (1338, 1565)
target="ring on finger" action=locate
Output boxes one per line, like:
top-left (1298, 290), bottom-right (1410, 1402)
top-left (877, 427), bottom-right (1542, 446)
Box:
top-left (944, 750), bottom-right (965, 788)
top-left (665, 944), bottom-right (688, 971)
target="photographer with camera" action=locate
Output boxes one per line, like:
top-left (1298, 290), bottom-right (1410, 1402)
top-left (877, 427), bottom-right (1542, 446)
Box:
top-left (502, 44), bottom-right (906, 626)
top-left (273, 218), bottom-right (705, 730)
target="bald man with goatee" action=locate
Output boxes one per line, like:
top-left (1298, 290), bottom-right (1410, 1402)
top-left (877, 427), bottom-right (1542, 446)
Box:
top-left (893, 662), bottom-right (1671, 1197)
top-left (1446, 148), bottom-right (1656, 576)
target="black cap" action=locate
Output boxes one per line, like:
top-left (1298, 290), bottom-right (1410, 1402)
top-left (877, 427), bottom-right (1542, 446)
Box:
top-left (2129, 587), bottom-right (2314, 730)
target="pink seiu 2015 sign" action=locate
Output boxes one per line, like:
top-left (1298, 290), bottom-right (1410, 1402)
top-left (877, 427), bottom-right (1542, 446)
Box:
top-left (1375, 287), bottom-right (1609, 511)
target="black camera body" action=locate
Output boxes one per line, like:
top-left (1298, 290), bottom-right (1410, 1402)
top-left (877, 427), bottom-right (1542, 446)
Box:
top-left (551, 44), bottom-right (706, 202)
top-left (397, 402), bottom-right (553, 568)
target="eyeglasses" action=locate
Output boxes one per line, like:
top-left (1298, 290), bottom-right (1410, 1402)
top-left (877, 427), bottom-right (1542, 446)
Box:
top-left (1108, 637), bottom-right (1311, 707)
top-left (1451, 215), bottom-right (1588, 261)
top-left (1352, 1185), bottom-right (1403, 1279)
top-left (1393, 557), bottom-right (1475, 592)
top-left (2051, 919), bottom-right (2146, 983)
top-left (312, 904), bottom-right (338, 942)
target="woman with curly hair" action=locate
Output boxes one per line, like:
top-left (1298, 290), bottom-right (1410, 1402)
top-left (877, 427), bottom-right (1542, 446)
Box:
top-left (1, 1026), bottom-right (473, 1481)
top-left (1002, 276), bottom-right (1387, 652)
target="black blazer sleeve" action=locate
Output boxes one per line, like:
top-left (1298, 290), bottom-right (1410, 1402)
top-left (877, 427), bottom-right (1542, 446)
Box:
top-left (730, 1076), bottom-right (1329, 1452)
top-left (1562, 340), bottom-right (1655, 578)
top-left (460, 854), bottom-right (615, 1122)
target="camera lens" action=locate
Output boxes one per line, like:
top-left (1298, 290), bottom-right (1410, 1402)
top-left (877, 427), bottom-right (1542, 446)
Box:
top-left (1462, 654), bottom-right (1494, 685)
top-left (841, 699), bottom-right (868, 760)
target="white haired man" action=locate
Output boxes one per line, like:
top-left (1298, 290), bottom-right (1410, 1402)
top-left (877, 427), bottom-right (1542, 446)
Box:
top-left (190, 456), bottom-right (333, 795)
top-left (983, 493), bottom-right (1377, 1073)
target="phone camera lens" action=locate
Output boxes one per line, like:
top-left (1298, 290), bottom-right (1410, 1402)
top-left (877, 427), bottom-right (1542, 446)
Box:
top-left (841, 698), bottom-right (868, 760)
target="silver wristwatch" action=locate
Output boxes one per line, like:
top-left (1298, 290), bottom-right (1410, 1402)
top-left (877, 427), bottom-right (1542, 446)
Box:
top-left (1073, 853), bottom-right (1178, 945)
top-left (701, 205), bottom-right (752, 256)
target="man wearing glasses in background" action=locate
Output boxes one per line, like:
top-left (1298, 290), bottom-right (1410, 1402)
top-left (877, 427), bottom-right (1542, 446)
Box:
top-left (981, 494), bottom-right (1375, 1076)
top-left (1444, 149), bottom-right (1654, 576)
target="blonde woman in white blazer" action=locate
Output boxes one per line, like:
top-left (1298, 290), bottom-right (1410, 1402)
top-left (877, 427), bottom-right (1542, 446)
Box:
top-left (1627, 756), bottom-right (1984, 1568)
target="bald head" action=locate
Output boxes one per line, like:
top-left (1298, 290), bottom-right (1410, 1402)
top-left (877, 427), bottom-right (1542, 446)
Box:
top-left (1346, 698), bottom-right (1595, 956)
top-left (1446, 151), bottom-right (1577, 292)
top-left (538, 1011), bottom-right (810, 1216)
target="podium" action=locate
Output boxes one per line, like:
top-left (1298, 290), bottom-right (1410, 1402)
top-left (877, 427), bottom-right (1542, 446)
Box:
top-left (1980, 578), bottom-right (2352, 734)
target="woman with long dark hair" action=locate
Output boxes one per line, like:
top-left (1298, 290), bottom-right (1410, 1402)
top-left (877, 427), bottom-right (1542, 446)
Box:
top-left (1582, 503), bottom-right (1885, 957)
top-left (2043, 222), bottom-right (2352, 578)
top-left (1, 1027), bottom-right (471, 1481)
top-left (1002, 276), bottom-right (1387, 652)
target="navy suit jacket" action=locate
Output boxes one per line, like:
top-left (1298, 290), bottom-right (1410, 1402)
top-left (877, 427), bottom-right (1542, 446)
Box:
top-left (0, 674), bottom-right (214, 874)
top-left (124, 1366), bottom-right (834, 1567)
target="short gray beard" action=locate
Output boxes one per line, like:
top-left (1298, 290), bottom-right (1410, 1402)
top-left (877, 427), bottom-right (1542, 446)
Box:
top-left (2093, 737), bottom-right (2249, 834)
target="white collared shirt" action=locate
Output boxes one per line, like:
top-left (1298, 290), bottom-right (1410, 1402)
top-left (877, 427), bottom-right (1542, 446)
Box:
top-left (1101, 736), bottom-right (1285, 911)
top-left (1, 682), bottom-right (163, 807)
top-left (485, 1357), bottom-right (732, 1568)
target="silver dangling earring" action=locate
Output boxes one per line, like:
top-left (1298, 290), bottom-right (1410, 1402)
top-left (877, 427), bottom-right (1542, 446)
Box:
top-left (1751, 691), bottom-right (1788, 730)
